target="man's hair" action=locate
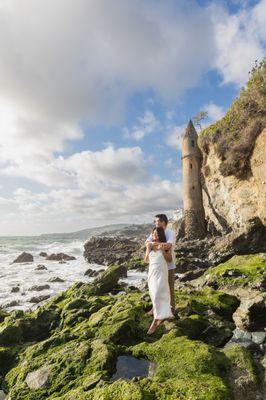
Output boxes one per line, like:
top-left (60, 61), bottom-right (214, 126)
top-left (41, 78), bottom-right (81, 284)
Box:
top-left (155, 214), bottom-right (168, 225)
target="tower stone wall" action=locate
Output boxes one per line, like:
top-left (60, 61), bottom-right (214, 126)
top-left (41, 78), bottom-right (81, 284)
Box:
top-left (182, 120), bottom-right (206, 239)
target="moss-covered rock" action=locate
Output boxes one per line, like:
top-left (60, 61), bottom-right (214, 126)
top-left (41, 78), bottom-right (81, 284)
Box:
top-left (202, 254), bottom-right (266, 289)
top-left (0, 324), bottom-right (23, 346)
top-left (0, 262), bottom-right (262, 400)
top-left (223, 344), bottom-right (259, 400)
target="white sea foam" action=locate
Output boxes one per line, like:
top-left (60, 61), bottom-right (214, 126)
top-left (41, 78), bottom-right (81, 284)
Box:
top-left (0, 235), bottom-right (147, 312)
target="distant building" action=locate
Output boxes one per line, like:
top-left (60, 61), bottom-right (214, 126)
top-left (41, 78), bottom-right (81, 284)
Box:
top-left (181, 120), bottom-right (206, 238)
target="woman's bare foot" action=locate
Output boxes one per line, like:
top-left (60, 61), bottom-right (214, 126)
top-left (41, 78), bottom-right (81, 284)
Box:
top-left (147, 319), bottom-right (158, 335)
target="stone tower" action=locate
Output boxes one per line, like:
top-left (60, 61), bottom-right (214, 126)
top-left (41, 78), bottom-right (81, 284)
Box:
top-left (181, 119), bottom-right (206, 238)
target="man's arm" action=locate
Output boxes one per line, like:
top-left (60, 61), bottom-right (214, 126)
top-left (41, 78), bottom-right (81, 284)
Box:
top-left (145, 233), bottom-right (153, 243)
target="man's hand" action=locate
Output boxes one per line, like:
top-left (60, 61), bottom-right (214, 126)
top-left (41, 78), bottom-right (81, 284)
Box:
top-left (152, 242), bottom-right (171, 250)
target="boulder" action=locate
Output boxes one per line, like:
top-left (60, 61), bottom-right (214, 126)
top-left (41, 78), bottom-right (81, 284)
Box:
top-left (83, 236), bottom-right (141, 266)
top-left (29, 284), bottom-right (50, 291)
top-left (35, 264), bottom-right (47, 270)
top-left (0, 390), bottom-right (6, 400)
top-left (29, 294), bottom-right (50, 304)
top-left (10, 286), bottom-right (20, 293)
top-left (46, 252), bottom-right (76, 261)
top-left (39, 252), bottom-right (48, 257)
top-left (84, 268), bottom-right (102, 277)
top-left (25, 367), bottom-right (50, 389)
top-left (12, 252), bottom-right (33, 263)
top-left (48, 276), bottom-right (65, 283)
top-left (233, 292), bottom-right (266, 331)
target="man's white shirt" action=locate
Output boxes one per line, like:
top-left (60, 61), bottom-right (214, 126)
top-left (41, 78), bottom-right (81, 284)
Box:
top-left (146, 228), bottom-right (176, 270)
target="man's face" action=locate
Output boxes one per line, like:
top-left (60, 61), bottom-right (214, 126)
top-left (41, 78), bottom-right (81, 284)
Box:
top-left (154, 217), bottom-right (165, 229)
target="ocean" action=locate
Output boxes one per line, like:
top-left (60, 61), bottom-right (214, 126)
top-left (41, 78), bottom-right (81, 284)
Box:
top-left (0, 232), bottom-right (147, 312)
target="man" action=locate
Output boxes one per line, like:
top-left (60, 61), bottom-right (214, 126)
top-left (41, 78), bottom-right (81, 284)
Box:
top-left (145, 214), bottom-right (176, 315)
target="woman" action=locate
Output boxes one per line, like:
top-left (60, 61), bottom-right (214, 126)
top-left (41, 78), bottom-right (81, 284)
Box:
top-left (144, 227), bottom-right (174, 334)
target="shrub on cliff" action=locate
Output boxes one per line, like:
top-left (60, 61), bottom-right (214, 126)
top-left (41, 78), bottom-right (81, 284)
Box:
top-left (199, 58), bottom-right (266, 179)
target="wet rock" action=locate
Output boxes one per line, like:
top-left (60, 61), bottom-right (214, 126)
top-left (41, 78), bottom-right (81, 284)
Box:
top-left (48, 276), bottom-right (65, 283)
top-left (39, 252), bottom-right (48, 257)
top-left (0, 390), bottom-right (6, 400)
top-left (251, 331), bottom-right (266, 345)
top-left (83, 236), bottom-right (141, 266)
top-left (25, 367), bottom-right (50, 389)
top-left (29, 294), bottom-right (50, 303)
top-left (178, 268), bottom-right (205, 281)
top-left (84, 268), bottom-right (103, 277)
top-left (11, 286), bottom-right (20, 293)
top-left (35, 264), bottom-right (47, 270)
top-left (0, 310), bottom-right (8, 323)
top-left (46, 252), bottom-right (76, 261)
top-left (29, 284), bottom-right (50, 291)
top-left (2, 300), bottom-right (20, 308)
top-left (82, 372), bottom-right (102, 391)
top-left (12, 252), bottom-right (33, 263)
top-left (233, 292), bottom-right (266, 331)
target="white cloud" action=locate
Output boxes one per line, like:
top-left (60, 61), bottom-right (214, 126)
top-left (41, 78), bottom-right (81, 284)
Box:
top-left (203, 102), bottom-right (225, 122)
top-left (123, 110), bottom-right (160, 140)
top-left (166, 124), bottom-right (186, 151)
top-left (210, 0), bottom-right (266, 87)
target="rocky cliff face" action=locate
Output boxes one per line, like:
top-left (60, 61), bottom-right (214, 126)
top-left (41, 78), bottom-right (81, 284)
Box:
top-left (201, 128), bottom-right (266, 233)
top-left (199, 59), bottom-right (266, 234)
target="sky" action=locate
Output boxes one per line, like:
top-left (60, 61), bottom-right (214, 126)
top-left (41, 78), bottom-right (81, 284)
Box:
top-left (0, 0), bottom-right (265, 236)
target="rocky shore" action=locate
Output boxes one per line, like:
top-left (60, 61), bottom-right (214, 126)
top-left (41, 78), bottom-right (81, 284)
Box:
top-left (0, 231), bottom-right (265, 400)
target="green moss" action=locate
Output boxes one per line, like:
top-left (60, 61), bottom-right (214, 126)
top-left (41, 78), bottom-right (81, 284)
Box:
top-left (174, 288), bottom-right (240, 320)
top-left (0, 324), bottom-right (23, 346)
top-left (223, 344), bottom-right (257, 379)
top-left (0, 310), bottom-right (8, 323)
top-left (203, 254), bottom-right (266, 288)
top-left (126, 257), bottom-right (147, 272)
top-left (0, 346), bottom-right (17, 376)
top-left (129, 330), bottom-right (231, 399)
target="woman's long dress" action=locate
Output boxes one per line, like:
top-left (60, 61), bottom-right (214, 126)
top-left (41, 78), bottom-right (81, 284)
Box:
top-left (148, 250), bottom-right (174, 320)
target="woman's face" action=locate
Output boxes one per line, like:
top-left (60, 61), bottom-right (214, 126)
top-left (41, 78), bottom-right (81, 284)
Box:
top-left (152, 230), bottom-right (159, 242)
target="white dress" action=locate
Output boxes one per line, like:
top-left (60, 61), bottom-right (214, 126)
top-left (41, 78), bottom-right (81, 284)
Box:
top-left (148, 250), bottom-right (174, 320)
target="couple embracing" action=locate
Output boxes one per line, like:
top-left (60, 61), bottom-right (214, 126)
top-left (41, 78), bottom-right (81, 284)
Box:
top-left (144, 214), bottom-right (176, 335)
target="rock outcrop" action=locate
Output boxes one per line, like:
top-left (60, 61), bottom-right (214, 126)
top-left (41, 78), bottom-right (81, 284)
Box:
top-left (12, 252), bottom-right (33, 263)
top-left (83, 236), bottom-right (143, 266)
top-left (198, 59), bottom-right (266, 235)
top-left (45, 253), bottom-right (76, 261)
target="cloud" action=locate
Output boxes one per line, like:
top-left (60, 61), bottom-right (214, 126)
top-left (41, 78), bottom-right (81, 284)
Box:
top-left (166, 124), bottom-right (186, 151)
top-left (123, 110), bottom-right (160, 140)
top-left (203, 102), bottom-right (225, 122)
top-left (210, 0), bottom-right (266, 87)
top-left (0, 177), bottom-right (182, 235)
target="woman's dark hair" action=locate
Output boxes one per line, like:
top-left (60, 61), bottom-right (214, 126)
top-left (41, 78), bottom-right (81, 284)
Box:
top-left (152, 226), bottom-right (167, 242)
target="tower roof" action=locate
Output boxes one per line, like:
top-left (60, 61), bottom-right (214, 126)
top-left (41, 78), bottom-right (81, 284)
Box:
top-left (183, 119), bottom-right (198, 138)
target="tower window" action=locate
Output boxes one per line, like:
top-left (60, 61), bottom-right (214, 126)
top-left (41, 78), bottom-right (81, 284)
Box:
top-left (192, 186), bottom-right (195, 190)
top-left (190, 163), bottom-right (192, 169)
top-left (191, 140), bottom-right (195, 147)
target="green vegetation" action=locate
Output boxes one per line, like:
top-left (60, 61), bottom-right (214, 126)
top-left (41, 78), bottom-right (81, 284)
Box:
top-left (0, 262), bottom-right (263, 399)
top-left (202, 254), bottom-right (266, 288)
top-left (199, 58), bottom-right (266, 179)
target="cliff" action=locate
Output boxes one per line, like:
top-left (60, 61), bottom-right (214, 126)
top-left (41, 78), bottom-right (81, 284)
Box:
top-left (198, 58), bottom-right (266, 234)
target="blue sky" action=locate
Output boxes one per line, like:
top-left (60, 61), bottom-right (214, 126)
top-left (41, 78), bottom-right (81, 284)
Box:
top-left (0, 0), bottom-right (265, 235)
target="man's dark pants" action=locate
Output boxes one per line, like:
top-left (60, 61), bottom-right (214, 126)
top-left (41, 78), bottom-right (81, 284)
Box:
top-left (168, 268), bottom-right (176, 313)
